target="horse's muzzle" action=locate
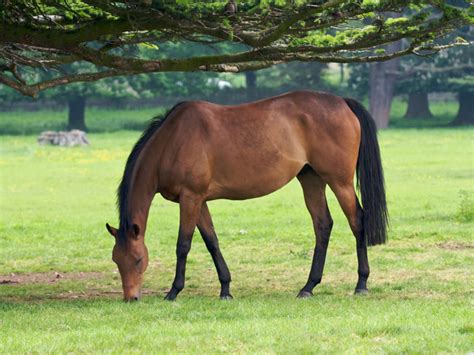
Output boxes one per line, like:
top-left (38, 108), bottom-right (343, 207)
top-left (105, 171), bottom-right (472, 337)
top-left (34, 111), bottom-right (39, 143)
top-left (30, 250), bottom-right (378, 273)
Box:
top-left (123, 289), bottom-right (141, 302)
top-left (124, 295), bottom-right (140, 302)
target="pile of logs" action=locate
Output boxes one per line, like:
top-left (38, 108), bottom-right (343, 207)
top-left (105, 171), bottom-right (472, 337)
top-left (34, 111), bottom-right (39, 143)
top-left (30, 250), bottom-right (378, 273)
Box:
top-left (37, 130), bottom-right (90, 146)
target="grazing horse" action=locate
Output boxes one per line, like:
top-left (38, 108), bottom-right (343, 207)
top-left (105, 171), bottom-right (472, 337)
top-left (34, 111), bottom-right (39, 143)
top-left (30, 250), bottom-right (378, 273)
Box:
top-left (105, 91), bottom-right (388, 301)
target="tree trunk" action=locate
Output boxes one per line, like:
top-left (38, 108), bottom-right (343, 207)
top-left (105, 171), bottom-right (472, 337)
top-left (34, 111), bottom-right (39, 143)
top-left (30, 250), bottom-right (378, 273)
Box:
top-left (68, 96), bottom-right (87, 131)
top-left (369, 55), bottom-right (400, 129)
top-left (245, 71), bottom-right (257, 101)
top-left (451, 90), bottom-right (474, 126)
top-left (404, 92), bottom-right (432, 119)
top-left (368, 14), bottom-right (402, 129)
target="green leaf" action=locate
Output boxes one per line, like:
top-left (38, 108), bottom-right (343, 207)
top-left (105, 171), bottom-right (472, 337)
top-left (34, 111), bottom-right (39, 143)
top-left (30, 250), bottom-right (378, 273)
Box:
top-left (139, 43), bottom-right (160, 50)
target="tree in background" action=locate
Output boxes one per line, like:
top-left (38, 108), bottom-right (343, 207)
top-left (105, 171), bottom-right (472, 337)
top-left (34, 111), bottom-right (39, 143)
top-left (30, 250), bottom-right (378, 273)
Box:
top-left (233, 61), bottom-right (329, 104)
top-left (446, 26), bottom-right (474, 125)
top-left (49, 69), bottom-right (144, 131)
top-left (368, 38), bottom-right (402, 128)
top-left (395, 1), bottom-right (473, 122)
top-left (0, 64), bottom-right (149, 130)
top-left (0, 0), bottom-right (470, 100)
top-left (449, 72), bottom-right (474, 125)
top-left (395, 45), bottom-right (473, 122)
top-left (360, 1), bottom-right (472, 128)
top-left (257, 61), bottom-right (328, 94)
top-left (0, 41), bottom-right (223, 130)
top-left (349, 24), bottom-right (473, 126)
top-left (446, 0), bottom-right (474, 125)
top-left (404, 93), bottom-right (433, 119)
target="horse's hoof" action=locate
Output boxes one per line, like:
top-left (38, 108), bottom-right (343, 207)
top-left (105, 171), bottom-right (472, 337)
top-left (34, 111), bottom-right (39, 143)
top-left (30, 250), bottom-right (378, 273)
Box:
top-left (220, 294), bottom-right (233, 301)
top-left (297, 290), bottom-right (313, 298)
top-left (164, 291), bottom-right (178, 301)
top-left (354, 288), bottom-right (369, 296)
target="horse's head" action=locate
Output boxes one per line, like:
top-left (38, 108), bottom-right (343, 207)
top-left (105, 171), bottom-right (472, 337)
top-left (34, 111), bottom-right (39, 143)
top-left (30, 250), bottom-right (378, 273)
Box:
top-left (106, 223), bottom-right (149, 301)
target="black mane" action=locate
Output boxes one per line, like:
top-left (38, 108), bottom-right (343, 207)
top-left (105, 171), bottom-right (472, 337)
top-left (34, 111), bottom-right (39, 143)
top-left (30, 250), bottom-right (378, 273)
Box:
top-left (116, 102), bottom-right (186, 244)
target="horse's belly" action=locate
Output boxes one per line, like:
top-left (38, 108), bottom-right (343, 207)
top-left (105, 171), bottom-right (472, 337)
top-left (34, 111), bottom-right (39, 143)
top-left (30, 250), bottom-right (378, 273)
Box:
top-left (206, 156), bottom-right (305, 200)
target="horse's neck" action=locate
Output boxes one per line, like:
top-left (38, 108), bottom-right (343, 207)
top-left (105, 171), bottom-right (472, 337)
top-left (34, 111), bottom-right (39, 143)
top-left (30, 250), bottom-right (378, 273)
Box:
top-left (128, 156), bottom-right (159, 235)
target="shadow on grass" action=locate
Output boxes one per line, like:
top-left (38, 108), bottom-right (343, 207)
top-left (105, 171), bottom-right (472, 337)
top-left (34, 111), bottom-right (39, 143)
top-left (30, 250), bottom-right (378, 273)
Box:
top-left (389, 115), bottom-right (458, 129)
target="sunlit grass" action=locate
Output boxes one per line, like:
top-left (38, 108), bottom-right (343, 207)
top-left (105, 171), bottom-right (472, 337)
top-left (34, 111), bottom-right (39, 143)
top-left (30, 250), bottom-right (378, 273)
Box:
top-left (0, 127), bottom-right (473, 352)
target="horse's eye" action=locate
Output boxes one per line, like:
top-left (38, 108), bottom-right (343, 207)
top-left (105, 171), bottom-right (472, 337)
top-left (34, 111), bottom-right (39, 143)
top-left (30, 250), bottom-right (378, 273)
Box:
top-left (135, 257), bottom-right (143, 266)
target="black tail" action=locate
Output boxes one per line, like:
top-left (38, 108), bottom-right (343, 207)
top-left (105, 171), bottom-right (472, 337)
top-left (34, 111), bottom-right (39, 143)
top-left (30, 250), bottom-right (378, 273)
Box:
top-left (344, 98), bottom-right (388, 246)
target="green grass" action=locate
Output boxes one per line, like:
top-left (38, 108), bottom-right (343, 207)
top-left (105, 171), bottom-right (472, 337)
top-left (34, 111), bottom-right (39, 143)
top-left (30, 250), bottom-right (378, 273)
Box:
top-left (0, 125), bottom-right (473, 352)
top-left (0, 107), bottom-right (166, 135)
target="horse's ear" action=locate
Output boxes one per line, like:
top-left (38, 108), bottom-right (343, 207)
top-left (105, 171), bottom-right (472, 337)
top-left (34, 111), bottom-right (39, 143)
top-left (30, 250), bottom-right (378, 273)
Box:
top-left (132, 224), bottom-right (140, 239)
top-left (106, 223), bottom-right (118, 238)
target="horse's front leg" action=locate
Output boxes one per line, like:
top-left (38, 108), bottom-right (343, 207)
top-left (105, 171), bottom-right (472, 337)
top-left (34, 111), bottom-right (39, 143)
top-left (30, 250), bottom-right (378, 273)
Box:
top-left (164, 192), bottom-right (202, 301)
top-left (197, 202), bottom-right (233, 299)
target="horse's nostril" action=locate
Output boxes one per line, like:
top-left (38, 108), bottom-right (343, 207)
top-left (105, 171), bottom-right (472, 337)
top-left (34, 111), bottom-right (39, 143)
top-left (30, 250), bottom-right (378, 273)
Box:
top-left (123, 296), bottom-right (139, 303)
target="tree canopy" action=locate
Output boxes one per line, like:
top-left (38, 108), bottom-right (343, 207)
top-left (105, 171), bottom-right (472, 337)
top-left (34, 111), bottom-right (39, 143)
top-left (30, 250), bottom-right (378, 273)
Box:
top-left (0, 0), bottom-right (472, 97)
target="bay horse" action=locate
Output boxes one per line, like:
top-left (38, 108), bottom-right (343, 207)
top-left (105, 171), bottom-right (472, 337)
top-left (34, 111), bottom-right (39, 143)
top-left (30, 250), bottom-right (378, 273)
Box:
top-left (105, 90), bottom-right (388, 301)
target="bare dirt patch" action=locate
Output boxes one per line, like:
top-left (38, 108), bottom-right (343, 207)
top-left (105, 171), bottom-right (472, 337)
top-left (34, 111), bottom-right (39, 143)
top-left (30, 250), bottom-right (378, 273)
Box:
top-left (435, 241), bottom-right (474, 250)
top-left (52, 288), bottom-right (163, 300)
top-left (0, 271), bottom-right (168, 301)
top-left (0, 271), bottom-right (105, 285)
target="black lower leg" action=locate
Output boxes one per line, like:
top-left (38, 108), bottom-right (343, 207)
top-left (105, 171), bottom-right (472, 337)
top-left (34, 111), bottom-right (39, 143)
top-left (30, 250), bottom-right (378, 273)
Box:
top-left (165, 195), bottom-right (201, 301)
top-left (219, 280), bottom-right (231, 299)
top-left (355, 247), bottom-right (369, 292)
top-left (354, 201), bottom-right (370, 294)
top-left (298, 218), bottom-right (333, 297)
top-left (165, 234), bottom-right (192, 301)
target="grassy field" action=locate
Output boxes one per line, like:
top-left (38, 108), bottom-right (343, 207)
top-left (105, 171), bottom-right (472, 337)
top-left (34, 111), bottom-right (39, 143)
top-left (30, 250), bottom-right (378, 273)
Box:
top-left (0, 114), bottom-right (473, 352)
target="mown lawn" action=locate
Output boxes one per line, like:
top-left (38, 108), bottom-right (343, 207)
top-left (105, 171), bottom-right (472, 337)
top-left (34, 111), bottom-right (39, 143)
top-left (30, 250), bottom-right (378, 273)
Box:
top-left (0, 124), bottom-right (473, 352)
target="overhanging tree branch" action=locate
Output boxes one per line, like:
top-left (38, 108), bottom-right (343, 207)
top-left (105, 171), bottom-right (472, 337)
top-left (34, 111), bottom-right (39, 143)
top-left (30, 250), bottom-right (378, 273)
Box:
top-left (0, 0), bottom-right (472, 96)
top-left (0, 69), bottom-right (133, 96)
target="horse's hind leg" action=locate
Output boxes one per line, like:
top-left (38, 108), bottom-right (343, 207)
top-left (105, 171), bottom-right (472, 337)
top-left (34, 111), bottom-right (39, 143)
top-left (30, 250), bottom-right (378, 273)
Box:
top-left (296, 168), bottom-right (333, 298)
top-left (197, 202), bottom-right (233, 299)
top-left (330, 182), bottom-right (369, 294)
top-left (165, 192), bottom-right (203, 301)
